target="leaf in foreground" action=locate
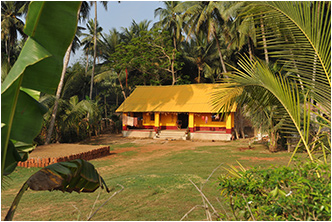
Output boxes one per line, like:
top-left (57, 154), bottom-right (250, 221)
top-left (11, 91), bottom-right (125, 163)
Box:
top-left (5, 159), bottom-right (110, 221)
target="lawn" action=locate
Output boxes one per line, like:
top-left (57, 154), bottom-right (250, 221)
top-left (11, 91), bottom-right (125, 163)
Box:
top-left (1, 137), bottom-right (303, 221)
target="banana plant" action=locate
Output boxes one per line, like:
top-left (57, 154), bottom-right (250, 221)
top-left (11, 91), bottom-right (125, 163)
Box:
top-left (1, 1), bottom-right (81, 179)
top-left (4, 159), bottom-right (110, 221)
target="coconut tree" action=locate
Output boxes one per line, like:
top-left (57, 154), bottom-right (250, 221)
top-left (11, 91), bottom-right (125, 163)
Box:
top-left (100, 28), bottom-right (121, 60)
top-left (154, 1), bottom-right (183, 50)
top-left (181, 1), bottom-right (228, 76)
top-left (99, 28), bottom-right (127, 98)
top-left (1, 1), bottom-right (29, 65)
top-left (182, 31), bottom-right (218, 83)
top-left (81, 19), bottom-right (103, 74)
top-left (154, 2), bottom-right (183, 85)
top-left (120, 19), bottom-right (152, 43)
top-left (89, 1), bottom-right (108, 100)
top-left (45, 3), bottom-right (89, 145)
top-left (213, 2), bottom-right (331, 163)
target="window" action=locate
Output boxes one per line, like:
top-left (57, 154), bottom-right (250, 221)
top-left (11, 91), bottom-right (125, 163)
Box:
top-left (211, 113), bottom-right (225, 122)
top-left (150, 113), bottom-right (155, 121)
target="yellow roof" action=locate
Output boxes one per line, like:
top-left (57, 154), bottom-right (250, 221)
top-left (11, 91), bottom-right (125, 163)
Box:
top-left (116, 84), bottom-right (236, 113)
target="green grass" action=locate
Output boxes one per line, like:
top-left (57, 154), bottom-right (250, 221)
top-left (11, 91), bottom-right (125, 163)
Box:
top-left (1, 140), bottom-right (305, 221)
top-left (118, 150), bottom-right (138, 156)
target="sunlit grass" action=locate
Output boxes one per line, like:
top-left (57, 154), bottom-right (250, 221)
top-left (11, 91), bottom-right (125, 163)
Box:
top-left (1, 139), bottom-right (305, 221)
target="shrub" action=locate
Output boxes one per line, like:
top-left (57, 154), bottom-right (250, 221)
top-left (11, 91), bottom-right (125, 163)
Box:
top-left (219, 161), bottom-right (331, 221)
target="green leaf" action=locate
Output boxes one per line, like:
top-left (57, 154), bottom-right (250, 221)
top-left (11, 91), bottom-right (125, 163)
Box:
top-left (1, 1), bottom-right (81, 179)
top-left (5, 159), bottom-right (109, 220)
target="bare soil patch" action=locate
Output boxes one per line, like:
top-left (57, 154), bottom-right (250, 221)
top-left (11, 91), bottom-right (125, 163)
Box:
top-left (30, 144), bottom-right (104, 158)
top-left (30, 133), bottom-right (233, 162)
top-left (239, 156), bottom-right (282, 161)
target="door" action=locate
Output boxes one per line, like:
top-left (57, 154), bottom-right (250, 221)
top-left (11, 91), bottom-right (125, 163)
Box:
top-left (177, 113), bottom-right (188, 129)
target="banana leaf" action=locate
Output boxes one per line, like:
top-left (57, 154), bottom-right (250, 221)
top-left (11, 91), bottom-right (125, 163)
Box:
top-left (4, 159), bottom-right (110, 221)
top-left (1, 1), bottom-right (81, 178)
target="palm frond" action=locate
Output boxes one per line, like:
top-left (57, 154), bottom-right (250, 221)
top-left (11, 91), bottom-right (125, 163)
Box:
top-left (243, 2), bottom-right (330, 113)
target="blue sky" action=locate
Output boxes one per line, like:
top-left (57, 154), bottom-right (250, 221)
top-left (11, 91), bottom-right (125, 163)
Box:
top-left (70, 1), bottom-right (165, 65)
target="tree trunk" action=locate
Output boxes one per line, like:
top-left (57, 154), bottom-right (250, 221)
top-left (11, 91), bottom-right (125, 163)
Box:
top-left (89, 1), bottom-right (97, 99)
top-left (116, 72), bottom-right (127, 99)
top-left (171, 49), bottom-right (176, 85)
top-left (213, 29), bottom-right (227, 77)
top-left (85, 51), bottom-right (89, 74)
top-left (171, 26), bottom-right (177, 85)
top-left (248, 38), bottom-right (253, 61)
top-left (104, 94), bottom-right (107, 118)
top-left (6, 40), bottom-right (10, 65)
top-left (45, 38), bottom-right (73, 145)
top-left (197, 67), bottom-right (201, 83)
top-left (260, 14), bottom-right (269, 64)
top-left (45, 4), bottom-right (81, 144)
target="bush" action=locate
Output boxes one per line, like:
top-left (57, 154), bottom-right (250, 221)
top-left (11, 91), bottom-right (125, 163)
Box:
top-left (219, 161), bottom-right (331, 221)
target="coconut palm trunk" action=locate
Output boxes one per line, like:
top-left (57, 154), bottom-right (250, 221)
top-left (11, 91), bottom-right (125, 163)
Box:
top-left (45, 6), bottom-right (81, 144)
top-left (212, 27), bottom-right (227, 76)
top-left (260, 14), bottom-right (269, 64)
top-left (89, 1), bottom-right (97, 99)
top-left (45, 41), bottom-right (73, 144)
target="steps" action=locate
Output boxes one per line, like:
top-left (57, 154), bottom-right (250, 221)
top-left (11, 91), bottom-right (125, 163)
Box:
top-left (155, 130), bottom-right (187, 140)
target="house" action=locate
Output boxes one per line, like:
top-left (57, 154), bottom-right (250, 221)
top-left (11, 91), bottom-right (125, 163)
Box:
top-left (116, 84), bottom-right (236, 141)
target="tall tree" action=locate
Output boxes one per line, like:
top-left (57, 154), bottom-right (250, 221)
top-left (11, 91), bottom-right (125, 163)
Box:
top-left (182, 31), bottom-right (218, 83)
top-left (181, 1), bottom-right (228, 76)
top-left (1, 1), bottom-right (29, 64)
top-left (45, 3), bottom-right (89, 145)
top-left (120, 19), bottom-right (152, 43)
top-left (154, 1), bottom-right (183, 50)
top-left (154, 1), bottom-right (183, 85)
top-left (81, 19), bottom-right (103, 74)
top-left (89, 1), bottom-right (108, 100)
top-left (100, 28), bottom-right (127, 98)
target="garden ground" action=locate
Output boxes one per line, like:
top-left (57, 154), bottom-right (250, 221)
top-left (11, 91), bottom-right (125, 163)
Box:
top-left (2, 133), bottom-right (300, 221)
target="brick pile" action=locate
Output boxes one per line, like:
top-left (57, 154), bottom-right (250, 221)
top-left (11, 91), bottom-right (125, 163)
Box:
top-left (17, 146), bottom-right (110, 168)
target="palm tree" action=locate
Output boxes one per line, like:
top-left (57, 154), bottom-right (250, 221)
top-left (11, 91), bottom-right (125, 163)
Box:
top-left (182, 31), bottom-right (218, 83)
top-left (100, 28), bottom-right (127, 98)
top-left (213, 2), bottom-right (331, 163)
top-left (181, 1), bottom-right (228, 76)
top-left (120, 19), bottom-right (152, 43)
top-left (81, 19), bottom-right (103, 74)
top-left (89, 1), bottom-right (108, 100)
top-left (100, 28), bottom-right (121, 60)
top-left (154, 1), bottom-right (183, 85)
top-left (154, 1), bottom-right (183, 50)
top-left (45, 3), bottom-right (88, 145)
top-left (1, 1), bottom-right (29, 64)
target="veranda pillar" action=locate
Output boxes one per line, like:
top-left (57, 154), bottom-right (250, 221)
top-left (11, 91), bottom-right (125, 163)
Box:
top-left (154, 112), bottom-right (160, 132)
top-left (226, 113), bottom-right (234, 134)
top-left (122, 113), bottom-right (128, 130)
top-left (189, 113), bottom-right (194, 132)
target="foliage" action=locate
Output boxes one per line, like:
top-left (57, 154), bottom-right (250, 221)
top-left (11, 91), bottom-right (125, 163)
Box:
top-left (5, 159), bottom-right (110, 221)
top-left (109, 29), bottom-right (182, 86)
top-left (1, 1), bottom-right (29, 65)
top-left (37, 95), bottom-right (103, 144)
top-left (219, 161), bottom-right (331, 221)
top-left (1, 1), bottom-right (81, 178)
top-left (213, 1), bottom-right (331, 162)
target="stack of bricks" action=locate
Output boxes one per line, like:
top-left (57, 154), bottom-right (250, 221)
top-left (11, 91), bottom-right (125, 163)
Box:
top-left (17, 146), bottom-right (110, 168)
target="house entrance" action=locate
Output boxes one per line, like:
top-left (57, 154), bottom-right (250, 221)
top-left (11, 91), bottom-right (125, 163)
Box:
top-left (177, 113), bottom-right (188, 129)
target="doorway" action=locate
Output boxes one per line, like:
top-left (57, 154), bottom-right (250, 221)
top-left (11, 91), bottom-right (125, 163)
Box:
top-left (177, 113), bottom-right (188, 129)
